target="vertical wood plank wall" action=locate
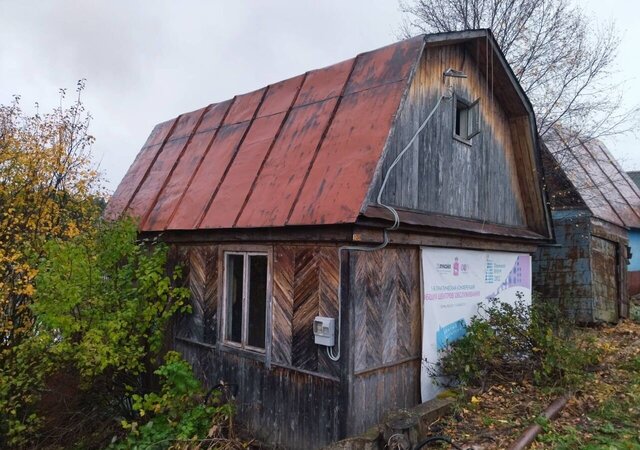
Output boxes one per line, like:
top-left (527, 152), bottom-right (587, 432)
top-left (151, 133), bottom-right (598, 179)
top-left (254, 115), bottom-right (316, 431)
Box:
top-left (348, 246), bottom-right (422, 435)
top-left (371, 43), bottom-right (528, 228)
top-left (171, 243), bottom-right (342, 450)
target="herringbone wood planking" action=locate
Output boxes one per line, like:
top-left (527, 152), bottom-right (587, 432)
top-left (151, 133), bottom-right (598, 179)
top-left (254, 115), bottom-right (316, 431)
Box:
top-left (270, 245), bottom-right (341, 375)
top-left (272, 246), bottom-right (295, 365)
top-left (352, 247), bottom-right (420, 372)
top-left (178, 245), bottom-right (219, 344)
top-left (397, 249), bottom-right (421, 358)
top-left (354, 249), bottom-right (384, 371)
top-left (177, 243), bottom-right (340, 375)
top-left (317, 248), bottom-right (340, 376)
top-left (292, 247), bottom-right (321, 370)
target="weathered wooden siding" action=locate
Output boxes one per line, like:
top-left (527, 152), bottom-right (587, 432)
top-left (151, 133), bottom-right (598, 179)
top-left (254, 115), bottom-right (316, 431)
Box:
top-left (591, 235), bottom-right (620, 322)
top-left (533, 211), bottom-right (628, 323)
top-left (175, 340), bottom-right (341, 449)
top-left (591, 219), bottom-right (629, 320)
top-left (533, 211), bottom-right (594, 322)
top-left (174, 246), bottom-right (219, 344)
top-left (348, 246), bottom-right (422, 435)
top-left (172, 243), bottom-right (343, 449)
top-left (371, 43), bottom-right (529, 228)
top-left (272, 245), bottom-right (340, 377)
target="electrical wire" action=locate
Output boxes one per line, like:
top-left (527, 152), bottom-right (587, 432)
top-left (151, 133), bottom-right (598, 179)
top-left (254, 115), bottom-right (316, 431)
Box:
top-left (326, 90), bottom-right (450, 361)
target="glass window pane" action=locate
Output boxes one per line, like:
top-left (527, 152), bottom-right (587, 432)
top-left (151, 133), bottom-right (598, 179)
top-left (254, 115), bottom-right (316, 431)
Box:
top-left (247, 255), bottom-right (267, 348)
top-left (455, 105), bottom-right (462, 136)
top-left (225, 254), bottom-right (244, 343)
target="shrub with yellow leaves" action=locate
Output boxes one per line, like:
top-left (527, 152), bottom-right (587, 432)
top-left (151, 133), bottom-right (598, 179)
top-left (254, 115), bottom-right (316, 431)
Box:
top-left (0, 81), bottom-right (104, 447)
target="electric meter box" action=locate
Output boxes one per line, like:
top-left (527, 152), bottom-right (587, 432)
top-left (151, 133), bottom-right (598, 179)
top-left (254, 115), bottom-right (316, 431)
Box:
top-left (313, 316), bottom-right (335, 347)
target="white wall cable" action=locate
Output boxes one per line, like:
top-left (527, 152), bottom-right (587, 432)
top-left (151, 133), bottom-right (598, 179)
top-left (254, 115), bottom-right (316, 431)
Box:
top-left (326, 91), bottom-right (450, 361)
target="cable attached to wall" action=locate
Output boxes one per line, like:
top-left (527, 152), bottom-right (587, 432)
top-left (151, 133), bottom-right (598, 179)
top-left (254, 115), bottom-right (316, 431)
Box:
top-left (326, 89), bottom-right (452, 361)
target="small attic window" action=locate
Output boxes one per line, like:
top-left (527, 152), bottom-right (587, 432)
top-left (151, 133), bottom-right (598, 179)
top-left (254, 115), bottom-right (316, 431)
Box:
top-left (453, 96), bottom-right (480, 144)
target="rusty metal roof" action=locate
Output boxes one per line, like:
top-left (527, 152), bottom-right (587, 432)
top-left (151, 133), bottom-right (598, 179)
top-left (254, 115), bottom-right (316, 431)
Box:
top-left (104, 36), bottom-right (425, 231)
top-left (544, 129), bottom-right (640, 229)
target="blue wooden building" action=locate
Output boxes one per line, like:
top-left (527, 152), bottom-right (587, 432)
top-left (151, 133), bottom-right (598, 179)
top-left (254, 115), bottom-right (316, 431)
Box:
top-left (626, 171), bottom-right (640, 295)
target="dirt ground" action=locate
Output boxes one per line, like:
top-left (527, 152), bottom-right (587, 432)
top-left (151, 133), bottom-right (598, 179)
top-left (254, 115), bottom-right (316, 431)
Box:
top-left (425, 320), bottom-right (640, 449)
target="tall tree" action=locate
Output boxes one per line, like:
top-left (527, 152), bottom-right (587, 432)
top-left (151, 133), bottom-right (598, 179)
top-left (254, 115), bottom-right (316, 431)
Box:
top-left (0, 80), bottom-right (103, 352)
top-left (399, 0), bottom-right (638, 144)
top-left (0, 81), bottom-right (104, 446)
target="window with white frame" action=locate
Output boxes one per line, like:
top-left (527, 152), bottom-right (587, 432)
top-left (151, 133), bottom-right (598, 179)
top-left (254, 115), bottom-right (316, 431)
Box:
top-left (223, 251), bottom-right (268, 351)
top-left (453, 95), bottom-right (481, 143)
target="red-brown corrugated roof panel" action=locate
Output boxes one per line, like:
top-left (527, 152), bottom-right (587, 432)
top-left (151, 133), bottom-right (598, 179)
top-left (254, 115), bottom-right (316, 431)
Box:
top-left (142, 101), bottom-right (232, 231)
top-left (103, 119), bottom-right (176, 220)
top-left (258, 75), bottom-right (305, 117)
top-left (288, 82), bottom-right (410, 225)
top-left (293, 59), bottom-right (354, 107)
top-left (344, 36), bottom-right (424, 94)
top-left (108, 35), bottom-right (425, 231)
top-left (168, 122), bottom-right (250, 230)
top-left (236, 97), bottom-right (341, 228)
top-left (200, 112), bottom-right (288, 228)
top-left (126, 109), bottom-right (205, 219)
top-left (225, 88), bottom-right (266, 124)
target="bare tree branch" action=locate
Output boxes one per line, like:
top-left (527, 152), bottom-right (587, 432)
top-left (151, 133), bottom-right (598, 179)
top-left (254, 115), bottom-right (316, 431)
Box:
top-left (398, 0), bottom-right (640, 143)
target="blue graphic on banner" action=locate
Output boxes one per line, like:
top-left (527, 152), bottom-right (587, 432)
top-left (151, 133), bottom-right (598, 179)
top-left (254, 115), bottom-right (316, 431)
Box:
top-left (436, 319), bottom-right (467, 350)
top-left (486, 255), bottom-right (531, 299)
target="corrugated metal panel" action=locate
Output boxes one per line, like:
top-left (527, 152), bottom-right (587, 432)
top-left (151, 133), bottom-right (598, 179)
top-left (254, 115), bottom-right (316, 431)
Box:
top-left (168, 122), bottom-right (250, 230)
top-left (103, 119), bottom-right (176, 220)
top-left (108, 36), bottom-right (425, 231)
top-left (225, 88), bottom-right (267, 124)
top-left (288, 82), bottom-right (409, 225)
top-left (344, 36), bottom-right (424, 94)
top-left (143, 101), bottom-right (232, 231)
top-left (294, 59), bottom-right (354, 107)
top-left (589, 143), bottom-right (640, 226)
top-left (126, 109), bottom-right (205, 219)
top-left (200, 112), bottom-right (287, 228)
top-left (237, 98), bottom-right (341, 228)
top-left (258, 75), bottom-right (305, 117)
top-left (545, 129), bottom-right (640, 229)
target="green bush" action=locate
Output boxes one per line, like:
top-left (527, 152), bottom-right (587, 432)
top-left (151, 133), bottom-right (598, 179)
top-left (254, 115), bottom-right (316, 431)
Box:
top-left (435, 295), bottom-right (599, 390)
top-left (34, 218), bottom-right (190, 381)
top-left (112, 351), bottom-right (235, 450)
top-left (1, 219), bottom-right (232, 448)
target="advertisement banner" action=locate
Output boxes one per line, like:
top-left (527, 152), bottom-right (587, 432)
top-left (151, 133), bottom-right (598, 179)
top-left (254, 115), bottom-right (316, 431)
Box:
top-left (420, 247), bottom-right (532, 401)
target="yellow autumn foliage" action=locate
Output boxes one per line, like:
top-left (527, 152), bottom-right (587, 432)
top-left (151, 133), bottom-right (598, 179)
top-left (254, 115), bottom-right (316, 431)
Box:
top-left (0, 81), bottom-right (104, 352)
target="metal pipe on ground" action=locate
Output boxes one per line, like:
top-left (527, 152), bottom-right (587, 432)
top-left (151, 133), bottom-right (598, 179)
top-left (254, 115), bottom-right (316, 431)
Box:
top-left (507, 396), bottom-right (570, 450)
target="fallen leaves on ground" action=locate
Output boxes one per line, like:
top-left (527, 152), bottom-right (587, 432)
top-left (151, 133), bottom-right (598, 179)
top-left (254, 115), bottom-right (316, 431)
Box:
top-left (425, 320), bottom-right (640, 449)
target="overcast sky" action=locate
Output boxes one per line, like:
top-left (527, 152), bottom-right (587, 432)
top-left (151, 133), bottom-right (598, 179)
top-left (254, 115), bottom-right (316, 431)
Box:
top-left (1, 0), bottom-right (638, 191)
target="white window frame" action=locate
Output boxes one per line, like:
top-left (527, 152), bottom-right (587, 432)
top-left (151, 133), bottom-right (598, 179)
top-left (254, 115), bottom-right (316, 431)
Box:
top-left (220, 249), bottom-right (270, 354)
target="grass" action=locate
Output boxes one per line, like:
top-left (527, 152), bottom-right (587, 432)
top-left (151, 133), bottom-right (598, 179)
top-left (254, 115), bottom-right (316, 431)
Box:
top-left (426, 320), bottom-right (640, 449)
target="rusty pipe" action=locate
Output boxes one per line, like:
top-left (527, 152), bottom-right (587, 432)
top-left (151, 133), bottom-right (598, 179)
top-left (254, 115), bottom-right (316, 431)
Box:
top-left (507, 396), bottom-right (569, 450)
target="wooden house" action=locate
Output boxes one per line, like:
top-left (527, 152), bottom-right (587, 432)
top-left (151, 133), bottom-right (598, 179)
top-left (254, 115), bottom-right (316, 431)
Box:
top-left (105, 30), bottom-right (553, 449)
top-left (535, 130), bottom-right (640, 322)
